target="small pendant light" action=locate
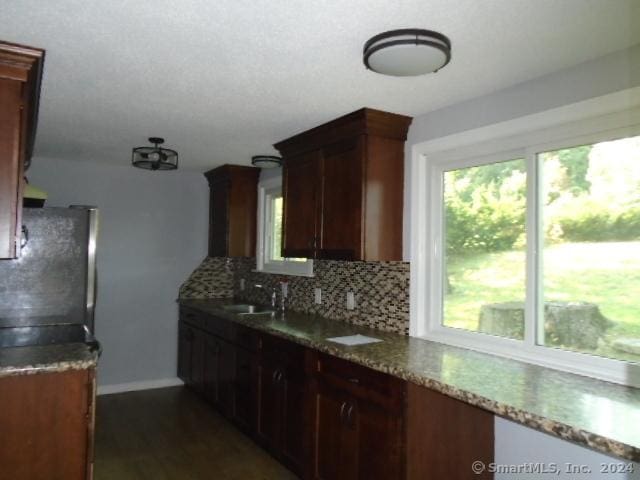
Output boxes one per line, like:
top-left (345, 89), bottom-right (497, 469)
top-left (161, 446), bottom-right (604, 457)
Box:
top-left (132, 137), bottom-right (178, 171)
top-left (251, 155), bottom-right (282, 169)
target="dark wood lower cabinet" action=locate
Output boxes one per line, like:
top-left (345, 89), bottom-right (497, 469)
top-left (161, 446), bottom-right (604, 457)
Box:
top-left (0, 368), bottom-right (96, 480)
top-left (314, 382), bottom-right (359, 480)
top-left (202, 334), bottom-right (234, 415)
top-left (257, 335), bottom-right (308, 476)
top-left (233, 345), bottom-right (257, 432)
top-left (312, 354), bottom-right (405, 480)
top-left (178, 308), bottom-right (495, 480)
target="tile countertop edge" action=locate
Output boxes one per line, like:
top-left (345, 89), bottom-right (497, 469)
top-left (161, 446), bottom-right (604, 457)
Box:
top-left (178, 299), bottom-right (640, 462)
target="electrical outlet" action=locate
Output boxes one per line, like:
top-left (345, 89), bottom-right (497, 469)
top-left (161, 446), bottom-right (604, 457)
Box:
top-left (346, 291), bottom-right (356, 310)
top-left (240, 278), bottom-right (245, 291)
top-left (314, 288), bottom-right (322, 304)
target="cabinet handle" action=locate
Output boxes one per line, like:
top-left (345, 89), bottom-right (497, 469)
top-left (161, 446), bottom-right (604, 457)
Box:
top-left (20, 225), bottom-right (29, 249)
top-left (347, 404), bottom-right (354, 425)
top-left (348, 377), bottom-right (359, 384)
top-left (277, 370), bottom-right (284, 383)
top-left (272, 370), bottom-right (279, 383)
top-left (339, 401), bottom-right (347, 423)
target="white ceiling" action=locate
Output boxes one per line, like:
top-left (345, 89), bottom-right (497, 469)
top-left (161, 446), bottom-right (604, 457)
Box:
top-left (2, 0), bottom-right (639, 171)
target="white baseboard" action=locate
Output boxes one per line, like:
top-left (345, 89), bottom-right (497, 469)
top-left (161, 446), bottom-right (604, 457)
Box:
top-left (97, 377), bottom-right (184, 396)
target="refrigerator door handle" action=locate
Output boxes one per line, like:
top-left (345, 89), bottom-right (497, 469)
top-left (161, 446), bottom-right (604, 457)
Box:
top-left (85, 208), bottom-right (99, 334)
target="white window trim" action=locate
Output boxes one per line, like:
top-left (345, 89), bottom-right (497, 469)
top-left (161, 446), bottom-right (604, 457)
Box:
top-left (410, 87), bottom-right (640, 387)
top-left (256, 175), bottom-right (314, 277)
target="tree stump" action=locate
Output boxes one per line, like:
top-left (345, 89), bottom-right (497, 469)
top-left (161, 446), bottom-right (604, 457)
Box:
top-left (478, 302), bottom-right (525, 339)
top-left (544, 302), bottom-right (613, 350)
top-left (477, 301), bottom-right (613, 348)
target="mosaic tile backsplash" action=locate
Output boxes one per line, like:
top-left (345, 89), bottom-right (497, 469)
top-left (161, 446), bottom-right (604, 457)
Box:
top-left (179, 257), bottom-right (235, 299)
top-left (179, 257), bottom-right (410, 335)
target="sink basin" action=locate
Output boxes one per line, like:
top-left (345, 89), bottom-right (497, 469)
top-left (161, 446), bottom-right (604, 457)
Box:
top-left (222, 304), bottom-right (275, 315)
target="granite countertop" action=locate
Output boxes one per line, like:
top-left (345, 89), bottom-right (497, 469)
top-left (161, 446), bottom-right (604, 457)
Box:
top-left (180, 298), bottom-right (640, 462)
top-left (0, 343), bottom-right (99, 378)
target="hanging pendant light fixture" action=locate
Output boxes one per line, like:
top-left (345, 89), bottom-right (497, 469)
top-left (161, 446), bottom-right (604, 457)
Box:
top-left (363, 28), bottom-right (452, 76)
top-left (251, 155), bottom-right (282, 169)
top-left (131, 137), bottom-right (178, 171)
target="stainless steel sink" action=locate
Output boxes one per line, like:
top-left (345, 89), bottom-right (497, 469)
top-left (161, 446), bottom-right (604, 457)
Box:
top-left (221, 304), bottom-right (274, 315)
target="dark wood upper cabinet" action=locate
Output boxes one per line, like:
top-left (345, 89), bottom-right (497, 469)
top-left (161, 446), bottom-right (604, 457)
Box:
top-left (0, 41), bottom-right (44, 259)
top-left (281, 150), bottom-right (321, 258)
top-left (204, 164), bottom-right (260, 257)
top-left (275, 108), bottom-right (412, 261)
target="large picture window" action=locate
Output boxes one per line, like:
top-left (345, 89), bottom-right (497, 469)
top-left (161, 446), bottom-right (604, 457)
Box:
top-left (412, 99), bottom-right (640, 386)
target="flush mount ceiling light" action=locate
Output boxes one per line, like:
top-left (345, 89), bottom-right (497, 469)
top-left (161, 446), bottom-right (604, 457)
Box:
top-left (363, 28), bottom-right (452, 76)
top-left (131, 137), bottom-right (178, 171)
top-left (251, 155), bottom-right (282, 169)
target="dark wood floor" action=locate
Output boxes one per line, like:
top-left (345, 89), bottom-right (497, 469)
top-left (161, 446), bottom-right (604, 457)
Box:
top-left (94, 386), bottom-right (298, 480)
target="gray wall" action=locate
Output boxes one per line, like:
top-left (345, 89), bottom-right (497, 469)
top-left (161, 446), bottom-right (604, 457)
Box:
top-left (403, 44), bottom-right (640, 474)
top-left (28, 157), bottom-right (209, 387)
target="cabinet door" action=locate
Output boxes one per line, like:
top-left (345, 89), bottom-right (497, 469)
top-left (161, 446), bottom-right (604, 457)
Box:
top-left (208, 179), bottom-right (229, 257)
top-left (202, 334), bottom-right (222, 405)
top-left (191, 328), bottom-right (205, 393)
top-left (233, 347), bottom-right (256, 432)
top-left (256, 360), bottom-right (281, 448)
top-left (355, 398), bottom-right (404, 480)
top-left (177, 323), bottom-right (194, 386)
top-left (219, 339), bottom-right (235, 416)
top-left (314, 382), bottom-right (358, 480)
top-left (319, 137), bottom-right (364, 260)
top-left (0, 369), bottom-right (92, 480)
top-left (282, 150), bottom-right (321, 258)
top-left (0, 78), bottom-right (23, 259)
top-left (203, 334), bottom-right (234, 416)
top-left (280, 365), bottom-right (307, 475)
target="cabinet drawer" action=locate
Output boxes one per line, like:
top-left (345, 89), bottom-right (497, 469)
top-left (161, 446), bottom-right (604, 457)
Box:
top-left (261, 333), bottom-right (306, 370)
top-left (202, 314), bottom-right (232, 340)
top-left (315, 353), bottom-right (404, 409)
top-left (180, 307), bottom-right (205, 328)
top-left (232, 324), bottom-right (259, 352)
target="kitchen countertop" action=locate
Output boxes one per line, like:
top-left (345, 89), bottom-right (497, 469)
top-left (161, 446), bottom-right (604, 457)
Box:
top-left (0, 343), bottom-right (99, 378)
top-left (180, 298), bottom-right (640, 462)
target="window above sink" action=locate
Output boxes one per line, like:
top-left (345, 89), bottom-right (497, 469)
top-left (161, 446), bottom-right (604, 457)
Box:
top-left (256, 175), bottom-right (314, 277)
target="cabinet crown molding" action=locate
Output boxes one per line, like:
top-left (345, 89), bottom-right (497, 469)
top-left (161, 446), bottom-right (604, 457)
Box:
top-left (274, 108), bottom-right (412, 158)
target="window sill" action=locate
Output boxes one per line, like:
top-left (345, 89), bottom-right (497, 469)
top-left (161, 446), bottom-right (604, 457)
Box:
top-left (253, 267), bottom-right (315, 278)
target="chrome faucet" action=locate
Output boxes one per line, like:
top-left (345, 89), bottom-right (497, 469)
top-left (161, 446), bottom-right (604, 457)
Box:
top-left (254, 284), bottom-right (277, 309)
top-left (254, 282), bottom-right (287, 312)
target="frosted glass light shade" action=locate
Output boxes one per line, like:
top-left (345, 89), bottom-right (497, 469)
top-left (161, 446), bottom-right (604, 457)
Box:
top-left (363, 29), bottom-right (451, 77)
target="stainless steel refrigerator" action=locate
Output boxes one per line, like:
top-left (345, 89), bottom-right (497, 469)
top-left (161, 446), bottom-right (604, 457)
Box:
top-left (0, 206), bottom-right (99, 348)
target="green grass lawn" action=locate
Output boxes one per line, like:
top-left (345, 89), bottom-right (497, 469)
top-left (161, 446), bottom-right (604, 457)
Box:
top-left (444, 241), bottom-right (640, 362)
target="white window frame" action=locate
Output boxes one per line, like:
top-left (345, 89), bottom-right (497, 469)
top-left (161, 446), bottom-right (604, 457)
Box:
top-left (410, 88), bottom-right (640, 387)
top-left (256, 176), bottom-right (314, 277)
